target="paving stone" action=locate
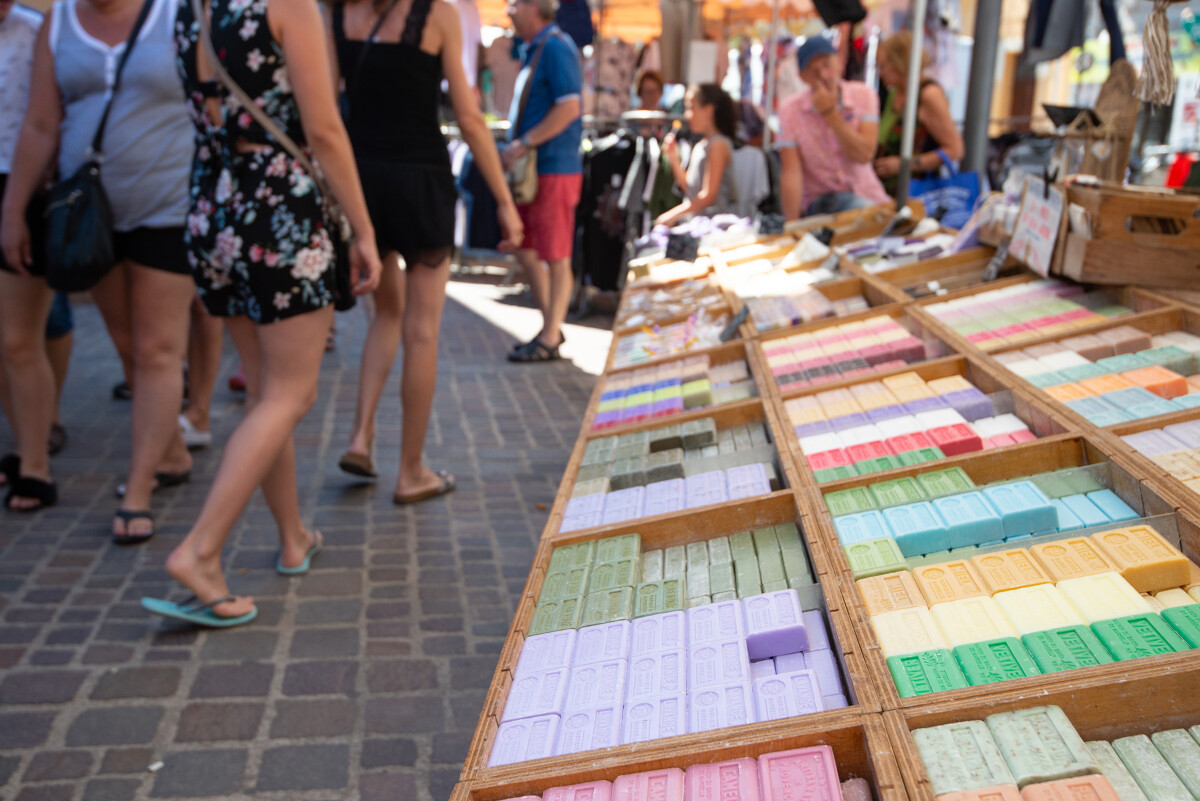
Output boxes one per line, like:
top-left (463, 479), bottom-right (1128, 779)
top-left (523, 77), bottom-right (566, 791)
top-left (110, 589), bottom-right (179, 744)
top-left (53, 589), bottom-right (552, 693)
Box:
top-left (365, 659), bottom-right (439, 693)
top-left (361, 738), bottom-right (419, 768)
top-left (0, 712), bottom-right (57, 748)
top-left (91, 667), bottom-right (181, 699)
top-left (449, 657), bottom-right (500, 690)
top-left (149, 750), bottom-right (246, 797)
top-left (429, 767), bottom-right (462, 801)
top-left (82, 645), bottom-right (136, 665)
top-left (255, 745), bottom-right (349, 791)
top-left (22, 751), bottom-right (93, 782)
top-left (15, 785), bottom-right (74, 801)
top-left (281, 660), bottom-right (357, 696)
top-left (175, 703), bottom-right (265, 742)
top-left (189, 662), bottom-right (275, 698)
top-left (0, 670), bottom-right (87, 704)
top-left (295, 572), bottom-right (363, 597)
top-left (269, 700), bottom-right (356, 738)
top-left (66, 707), bottom-right (164, 746)
top-left (289, 628), bottom-right (359, 659)
top-left (28, 650), bottom-right (74, 666)
top-left (82, 779), bottom-right (142, 801)
top-left (98, 749), bottom-right (154, 775)
top-left (359, 772), bottom-right (418, 801)
top-left (198, 631), bottom-right (278, 661)
top-left (432, 730), bottom-right (474, 764)
top-left (295, 599), bottom-right (361, 625)
top-left (364, 696), bottom-right (445, 734)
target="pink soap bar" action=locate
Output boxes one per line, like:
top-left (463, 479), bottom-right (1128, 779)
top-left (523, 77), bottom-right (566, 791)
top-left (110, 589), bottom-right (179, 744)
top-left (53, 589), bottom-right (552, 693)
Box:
top-left (602, 487), bottom-right (645, 524)
top-left (574, 621), bottom-right (632, 667)
top-left (502, 667), bottom-right (569, 721)
top-left (744, 590), bottom-right (809, 660)
top-left (518, 629), bottom-right (578, 675)
top-left (645, 479), bottom-right (686, 517)
top-left (685, 758), bottom-right (761, 801)
top-left (689, 682), bottom-right (757, 732)
top-left (841, 778), bottom-right (871, 801)
top-left (565, 659), bottom-right (628, 712)
top-left (545, 781), bottom-right (614, 801)
top-left (630, 611), bottom-right (687, 656)
top-left (750, 658), bottom-right (777, 678)
top-left (803, 648), bottom-right (843, 697)
top-left (808, 449), bottom-right (851, 471)
top-left (689, 639), bottom-right (752, 689)
top-left (804, 611), bottom-right (832, 651)
top-left (499, 797), bottom-right (543, 801)
top-left (759, 745), bottom-right (842, 801)
top-left (1010, 428), bottom-right (1036, 443)
top-left (927, 424), bottom-right (983, 456)
top-left (556, 706), bottom-right (623, 755)
top-left (845, 440), bottom-right (892, 464)
top-left (489, 713), bottom-right (560, 766)
top-left (626, 649), bottom-right (687, 701)
top-left (622, 694), bottom-right (689, 744)
top-left (688, 600), bottom-right (746, 647)
top-left (613, 768), bottom-right (686, 801)
top-left (752, 669), bottom-right (825, 721)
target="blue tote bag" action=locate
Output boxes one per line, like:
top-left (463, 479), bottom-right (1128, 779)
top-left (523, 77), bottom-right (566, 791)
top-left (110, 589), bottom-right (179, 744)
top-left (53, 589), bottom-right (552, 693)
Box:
top-left (909, 151), bottom-right (983, 229)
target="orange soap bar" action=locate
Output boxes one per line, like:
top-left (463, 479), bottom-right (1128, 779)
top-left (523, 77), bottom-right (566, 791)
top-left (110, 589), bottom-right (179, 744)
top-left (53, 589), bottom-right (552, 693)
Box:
top-left (1184, 561), bottom-right (1200, 592)
top-left (1090, 525), bottom-right (1192, 592)
top-left (1018, 775), bottom-right (1121, 801)
top-left (1029, 538), bottom-right (1116, 582)
top-left (1188, 375), bottom-right (1200, 392)
top-left (938, 786), bottom-right (1023, 801)
top-left (857, 571), bottom-right (927, 616)
top-left (1120, 366), bottom-right (1189, 399)
top-left (1045, 384), bottom-right (1094, 403)
top-left (969, 549), bottom-right (1053, 594)
top-left (882, 372), bottom-right (926, 390)
top-left (912, 560), bottom-right (990, 605)
top-left (1078, 374), bottom-right (1134, 396)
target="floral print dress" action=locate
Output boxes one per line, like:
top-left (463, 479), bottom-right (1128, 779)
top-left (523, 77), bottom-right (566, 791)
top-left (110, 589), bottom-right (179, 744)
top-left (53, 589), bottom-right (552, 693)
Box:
top-left (174, 0), bottom-right (337, 323)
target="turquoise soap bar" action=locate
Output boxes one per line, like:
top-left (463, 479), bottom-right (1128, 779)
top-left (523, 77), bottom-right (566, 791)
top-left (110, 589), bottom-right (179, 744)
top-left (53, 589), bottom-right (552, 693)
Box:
top-left (825, 486), bottom-right (877, 517)
top-left (1058, 363), bottom-right (1108, 382)
top-left (870, 477), bottom-right (928, 508)
top-left (887, 649), bottom-right (969, 697)
top-left (834, 510), bottom-right (893, 545)
top-left (1162, 604), bottom-right (1200, 648)
top-left (1051, 500), bottom-right (1083, 532)
top-left (1173, 394), bottom-right (1200, 410)
top-left (954, 638), bottom-right (1041, 685)
top-left (1113, 734), bottom-right (1194, 801)
top-left (1085, 489), bottom-right (1138, 523)
top-left (1140, 346), bottom-right (1196, 375)
top-left (1092, 613), bottom-right (1190, 660)
top-left (1126, 399), bottom-right (1180, 420)
top-left (932, 492), bottom-right (1005, 549)
top-left (883, 502), bottom-right (949, 557)
top-left (1061, 494), bottom-right (1110, 528)
top-left (985, 705), bottom-right (1098, 788)
top-left (982, 481), bottom-right (1059, 538)
top-left (1022, 626), bottom-right (1114, 673)
top-left (1029, 371), bottom-right (1066, 388)
top-left (911, 720), bottom-right (1015, 795)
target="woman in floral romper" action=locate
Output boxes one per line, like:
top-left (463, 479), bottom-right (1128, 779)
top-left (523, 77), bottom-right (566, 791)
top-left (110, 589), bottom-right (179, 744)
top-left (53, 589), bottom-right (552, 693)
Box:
top-left (144, 0), bottom-right (381, 625)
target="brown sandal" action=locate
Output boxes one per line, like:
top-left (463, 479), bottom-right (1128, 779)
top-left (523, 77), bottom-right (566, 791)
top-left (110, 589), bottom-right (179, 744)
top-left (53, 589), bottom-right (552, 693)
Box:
top-left (337, 451), bottom-right (377, 479)
top-left (393, 470), bottom-right (455, 505)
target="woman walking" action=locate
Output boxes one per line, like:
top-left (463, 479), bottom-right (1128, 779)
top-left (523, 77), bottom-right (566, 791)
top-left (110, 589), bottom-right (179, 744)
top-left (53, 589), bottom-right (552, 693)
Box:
top-left (329, 0), bottom-right (520, 502)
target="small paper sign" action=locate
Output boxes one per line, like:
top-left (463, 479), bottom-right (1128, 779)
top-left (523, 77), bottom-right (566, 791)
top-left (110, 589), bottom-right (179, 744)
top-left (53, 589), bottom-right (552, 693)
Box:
top-left (1009, 175), bottom-right (1064, 277)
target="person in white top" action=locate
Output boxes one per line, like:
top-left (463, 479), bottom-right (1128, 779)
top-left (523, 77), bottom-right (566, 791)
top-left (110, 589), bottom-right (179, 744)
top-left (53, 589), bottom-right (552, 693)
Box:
top-left (454, 0), bottom-right (481, 90)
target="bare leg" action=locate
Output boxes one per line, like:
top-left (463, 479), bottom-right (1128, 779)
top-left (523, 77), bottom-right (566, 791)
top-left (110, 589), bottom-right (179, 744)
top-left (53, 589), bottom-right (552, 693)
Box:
top-left (0, 271), bottom-right (54, 508)
top-left (45, 331), bottom-right (72, 424)
top-left (345, 252), bottom-right (404, 459)
top-left (183, 296), bottom-right (223, 433)
top-left (90, 264), bottom-right (135, 389)
top-left (165, 305), bottom-right (332, 617)
top-left (539, 256), bottom-right (574, 347)
top-left (394, 255), bottom-right (453, 498)
top-left (515, 248), bottom-right (548, 332)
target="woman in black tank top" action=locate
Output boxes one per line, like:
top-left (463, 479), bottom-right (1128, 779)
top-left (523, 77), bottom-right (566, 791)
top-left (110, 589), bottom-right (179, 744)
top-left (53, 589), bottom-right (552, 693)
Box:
top-left (325, 0), bottom-right (520, 503)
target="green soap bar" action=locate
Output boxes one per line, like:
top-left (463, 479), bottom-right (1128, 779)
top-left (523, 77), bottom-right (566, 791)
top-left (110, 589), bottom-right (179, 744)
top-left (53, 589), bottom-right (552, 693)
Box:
top-left (825, 486), bottom-right (878, 517)
top-left (687, 566), bottom-right (710, 598)
top-left (548, 541), bottom-right (596, 574)
top-left (917, 467), bottom-right (975, 498)
top-left (584, 435), bottom-right (617, 457)
top-left (1085, 741), bottom-right (1151, 801)
top-left (899, 447), bottom-right (946, 466)
top-left (1161, 605), bottom-right (1200, 648)
top-left (1028, 371), bottom-right (1067, 388)
top-left (1114, 734), bottom-right (1194, 801)
top-left (648, 424), bottom-right (683, 452)
top-left (730, 531), bottom-right (756, 562)
top-left (912, 719), bottom-right (1015, 796)
top-left (686, 542), bottom-right (710, 569)
top-left (814, 466), bottom-right (859, 483)
top-left (1021, 626), bottom-right (1115, 673)
top-left (652, 387), bottom-right (680, 402)
top-left (985, 705), bottom-right (1098, 788)
top-left (687, 595), bottom-right (712, 608)
top-left (750, 424), bottom-right (769, 447)
top-left (582, 587), bottom-right (634, 626)
top-left (1096, 304), bottom-right (1132, 318)
top-left (1029, 473), bottom-right (1073, 500)
top-left (1057, 363), bottom-right (1108, 382)
top-left (645, 448), bottom-right (685, 483)
top-left (1062, 470), bottom-right (1104, 496)
top-left (709, 562), bottom-right (737, 596)
top-left (539, 566), bottom-right (591, 603)
top-left (587, 558), bottom-right (639, 592)
top-left (763, 580), bottom-right (789, 593)
top-left (845, 537), bottom-right (908, 580)
top-left (641, 550), bottom-right (664, 582)
top-left (855, 455), bottom-right (901, 475)
top-left (1092, 613), bottom-right (1190, 661)
top-left (609, 456), bottom-right (647, 490)
top-left (707, 536), bottom-right (732, 565)
top-left (1151, 730), bottom-right (1200, 800)
top-left (1141, 346), bottom-right (1196, 376)
top-left (732, 425), bottom-right (754, 451)
top-left (700, 444), bottom-right (720, 458)
top-left (618, 430), bottom-right (649, 447)
top-left (664, 546), bottom-right (686, 579)
top-left (775, 523), bottom-right (804, 551)
top-left (735, 557), bottom-right (762, 598)
top-left (632, 578), bottom-right (684, 617)
top-left (576, 462), bottom-right (612, 483)
top-left (581, 444), bottom-right (616, 467)
top-left (681, 417), bottom-right (718, 449)
top-left (713, 590), bottom-right (738, 602)
top-left (718, 432), bottom-right (737, 456)
top-left (870, 476), bottom-right (928, 507)
top-left (596, 533), bottom-right (641, 564)
top-left (781, 542), bottom-right (814, 586)
top-left (953, 638), bottom-right (1041, 686)
top-left (887, 649), bottom-right (969, 697)
top-left (530, 596), bottom-right (583, 634)
top-left (1096, 354), bottom-right (1150, 373)
top-left (627, 391), bottom-right (654, 407)
top-left (753, 526), bottom-right (781, 553)
top-left (683, 388), bottom-right (713, 410)
top-left (613, 442), bottom-right (648, 461)
top-left (758, 548), bottom-right (787, 585)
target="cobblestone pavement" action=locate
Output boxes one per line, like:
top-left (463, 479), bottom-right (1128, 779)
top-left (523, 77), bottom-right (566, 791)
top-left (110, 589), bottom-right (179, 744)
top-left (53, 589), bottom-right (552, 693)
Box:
top-left (0, 276), bottom-right (607, 801)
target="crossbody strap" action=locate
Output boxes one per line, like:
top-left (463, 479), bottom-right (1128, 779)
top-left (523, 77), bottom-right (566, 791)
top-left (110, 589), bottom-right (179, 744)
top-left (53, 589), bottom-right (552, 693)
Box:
top-left (340, 0), bottom-right (403, 101)
top-left (90, 0), bottom-right (156, 158)
top-left (512, 30), bottom-right (552, 136)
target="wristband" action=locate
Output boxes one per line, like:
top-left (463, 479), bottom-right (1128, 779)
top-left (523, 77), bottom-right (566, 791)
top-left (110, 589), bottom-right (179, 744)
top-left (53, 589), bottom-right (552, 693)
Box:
top-left (519, 134), bottom-right (532, 148)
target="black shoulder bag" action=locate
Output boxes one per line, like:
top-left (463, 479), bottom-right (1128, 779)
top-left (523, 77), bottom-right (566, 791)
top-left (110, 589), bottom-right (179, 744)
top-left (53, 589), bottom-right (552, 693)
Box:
top-left (43, 0), bottom-right (155, 292)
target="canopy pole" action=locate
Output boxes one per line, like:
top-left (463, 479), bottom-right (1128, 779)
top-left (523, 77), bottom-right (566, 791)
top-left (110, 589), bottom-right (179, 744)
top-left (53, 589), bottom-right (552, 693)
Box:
top-left (894, 0), bottom-right (928, 210)
top-left (762, 0), bottom-right (780, 150)
top-left (961, 0), bottom-right (1001, 173)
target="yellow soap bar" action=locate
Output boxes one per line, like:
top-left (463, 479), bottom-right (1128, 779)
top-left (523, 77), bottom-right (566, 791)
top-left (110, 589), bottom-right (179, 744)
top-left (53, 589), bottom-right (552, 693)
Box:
top-left (788, 406), bottom-right (827, 425)
top-left (891, 384), bottom-right (936, 403)
top-left (1029, 538), bottom-right (1116, 583)
top-left (1155, 588), bottom-right (1196, 608)
top-left (970, 549), bottom-right (1053, 595)
top-left (992, 584), bottom-right (1086, 636)
top-left (1056, 572), bottom-right (1155, 624)
top-left (1090, 526), bottom-right (1191, 593)
top-left (857, 571), bottom-right (927, 616)
top-left (870, 606), bottom-right (949, 659)
top-left (912, 560), bottom-right (990, 606)
top-left (1184, 561), bottom-right (1200, 592)
top-left (1189, 587), bottom-right (1200, 605)
top-left (927, 376), bottom-right (974, 395)
top-left (821, 400), bottom-right (862, 419)
top-left (929, 596), bottom-right (1019, 648)
top-left (882, 372), bottom-right (926, 390)
top-left (1140, 593), bottom-right (1164, 612)
top-left (856, 392), bottom-right (896, 411)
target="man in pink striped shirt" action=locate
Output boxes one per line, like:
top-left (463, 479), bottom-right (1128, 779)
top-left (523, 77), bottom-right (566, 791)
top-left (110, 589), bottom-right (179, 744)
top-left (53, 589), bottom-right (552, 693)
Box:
top-left (777, 36), bottom-right (890, 219)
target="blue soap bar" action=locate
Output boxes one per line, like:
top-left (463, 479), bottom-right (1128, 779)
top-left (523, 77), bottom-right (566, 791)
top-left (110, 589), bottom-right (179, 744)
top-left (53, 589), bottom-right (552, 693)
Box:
top-left (654, 378), bottom-right (682, 390)
top-left (883, 502), bottom-right (949, 557)
top-left (981, 481), bottom-right (1059, 538)
top-left (1060, 494), bottom-right (1110, 528)
top-left (1172, 394), bottom-right (1200, 410)
top-left (1103, 387), bottom-right (1163, 407)
top-left (1006, 534), bottom-right (1033, 542)
top-left (1089, 410), bottom-right (1138, 426)
top-left (834, 510), bottom-right (893, 545)
top-left (601, 389), bottom-right (626, 402)
top-left (631, 381), bottom-right (655, 394)
top-left (1058, 363), bottom-right (1108, 382)
top-left (932, 491), bottom-right (1005, 549)
top-left (1125, 399), bottom-right (1180, 420)
top-left (1086, 489), bottom-right (1138, 523)
top-left (1051, 499), bottom-right (1083, 532)
top-left (1066, 396), bottom-right (1122, 417)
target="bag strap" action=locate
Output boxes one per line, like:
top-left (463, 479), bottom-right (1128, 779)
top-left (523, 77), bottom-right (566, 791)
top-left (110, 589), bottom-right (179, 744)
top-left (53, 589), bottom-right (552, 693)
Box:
top-left (512, 29), bottom-right (552, 136)
top-left (90, 0), bottom-right (156, 158)
top-left (933, 148), bottom-right (957, 175)
top-left (341, 0), bottom-right (403, 101)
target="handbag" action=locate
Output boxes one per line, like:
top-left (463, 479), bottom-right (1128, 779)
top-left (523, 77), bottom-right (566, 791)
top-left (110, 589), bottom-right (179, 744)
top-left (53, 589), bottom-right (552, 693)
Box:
top-left (191, 0), bottom-right (357, 311)
top-left (507, 34), bottom-right (553, 205)
top-left (42, 0), bottom-right (154, 293)
top-left (909, 150), bottom-right (984, 230)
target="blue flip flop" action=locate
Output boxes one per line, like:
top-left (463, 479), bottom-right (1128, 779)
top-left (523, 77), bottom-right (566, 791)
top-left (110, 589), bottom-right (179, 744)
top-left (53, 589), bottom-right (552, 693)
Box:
top-left (141, 595), bottom-right (258, 628)
top-left (276, 533), bottom-right (323, 575)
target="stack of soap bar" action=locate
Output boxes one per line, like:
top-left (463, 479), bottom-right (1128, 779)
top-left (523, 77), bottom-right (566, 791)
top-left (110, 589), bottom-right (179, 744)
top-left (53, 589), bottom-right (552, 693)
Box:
top-left (747, 282), bottom-right (874, 333)
top-left (490, 714), bottom-right (562, 766)
top-left (592, 356), bottom-right (758, 430)
top-left (1123, 420), bottom-right (1200, 501)
top-left (612, 317), bottom-right (729, 369)
top-left (762, 315), bottom-right (928, 393)
top-left (912, 720), bottom-right (1015, 796)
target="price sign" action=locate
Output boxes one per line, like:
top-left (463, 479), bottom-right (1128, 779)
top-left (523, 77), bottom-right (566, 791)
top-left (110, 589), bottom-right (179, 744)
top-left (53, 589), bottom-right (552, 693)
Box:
top-left (1009, 175), bottom-right (1064, 277)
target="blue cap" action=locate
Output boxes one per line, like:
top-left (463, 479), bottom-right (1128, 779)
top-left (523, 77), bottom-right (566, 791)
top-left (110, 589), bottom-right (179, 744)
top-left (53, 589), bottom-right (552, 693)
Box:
top-left (796, 35), bottom-right (837, 71)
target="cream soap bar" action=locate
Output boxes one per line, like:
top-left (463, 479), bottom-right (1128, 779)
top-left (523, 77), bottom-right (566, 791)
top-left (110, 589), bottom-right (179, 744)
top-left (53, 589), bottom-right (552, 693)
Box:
top-left (1055, 572), bottom-right (1155, 624)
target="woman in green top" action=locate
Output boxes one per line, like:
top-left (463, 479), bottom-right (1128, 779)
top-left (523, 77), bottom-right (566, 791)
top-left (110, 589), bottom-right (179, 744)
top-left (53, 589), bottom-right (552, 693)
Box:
top-left (873, 31), bottom-right (964, 197)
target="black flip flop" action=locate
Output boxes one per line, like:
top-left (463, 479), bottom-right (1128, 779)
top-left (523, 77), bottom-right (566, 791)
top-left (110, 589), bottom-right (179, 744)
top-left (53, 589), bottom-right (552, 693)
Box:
top-left (0, 454), bottom-right (18, 487)
top-left (511, 332), bottom-right (565, 351)
top-left (507, 339), bottom-right (561, 363)
top-left (112, 509), bottom-right (154, 545)
top-left (5, 476), bottom-right (57, 513)
top-left (115, 470), bottom-right (191, 499)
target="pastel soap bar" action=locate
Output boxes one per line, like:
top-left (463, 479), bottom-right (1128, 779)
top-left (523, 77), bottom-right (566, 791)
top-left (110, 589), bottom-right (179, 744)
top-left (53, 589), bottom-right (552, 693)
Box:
top-left (871, 606), bottom-right (949, 658)
top-left (687, 599), bottom-right (746, 647)
top-left (1112, 735), bottom-right (1195, 801)
top-left (982, 482), bottom-right (1058, 537)
top-left (630, 611), bottom-right (686, 656)
top-left (1019, 776), bottom-right (1122, 801)
top-left (857, 570), bottom-right (926, 615)
top-left (1029, 539), bottom-right (1115, 582)
top-left (622, 694), bottom-right (688, 744)
top-left (985, 705), bottom-right (1098, 788)
top-left (556, 706), bottom-right (623, 755)
top-left (937, 786), bottom-right (1023, 801)
top-left (912, 720), bottom-right (1015, 796)
top-left (625, 649), bottom-right (687, 701)
top-left (931, 596), bottom-right (1019, 648)
top-left (489, 713), bottom-right (561, 766)
top-left (758, 745), bottom-right (841, 801)
top-left (545, 783), bottom-right (615, 801)
top-left (689, 682), bottom-right (756, 733)
top-left (992, 584), bottom-right (1086, 636)
top-left (752, 669), bottom-right (825, 721)
top-left (1056, 572), bottom-right (1154, 624)
top-left (935, 493), bottom-right (1006, 549)
top-left (845, 537), bottom-right (908, 580)
top-left (574, 621), bottom-right (632, 666)
top-left (743, 590), bottom-right (809, 659)
top-left (518, 630), bottom-right (578, 674)
top-left (913, 560), bottom-right (990, 605)
top-left (612, 769), bottom-right (685, 801)
top-left (502, 668), bottom-right (569, 721)
top-left (690, 640), bottom-right (752, 689)
top-left (885, 502), bottom-right (950, 557)
top-left (970, 550), bottom-right (1053, 594)
top-left (835, 510), bottom-right (894, 545)
top-left (684, 758), bottom-right (761, 801)
top-left (1150, 730), bottom-right (1200, 800)
top-left (565, 659), bottom-right (628, 711)
top-left (1090, 526), bottom-right (1191, 593)
top-left (1085, 741), bottom-right (1150, 801)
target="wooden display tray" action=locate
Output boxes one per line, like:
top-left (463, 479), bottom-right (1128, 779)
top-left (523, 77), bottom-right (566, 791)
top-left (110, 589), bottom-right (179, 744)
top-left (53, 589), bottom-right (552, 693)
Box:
top-left (784, 200), bottom-right (927, 245)
top-left (458, 711), bottom-right (906, 801)
top-left (853, 248), bottom-right (1007, 299)
top-left (737, 274), bottom-right (913, 340)
top-left (606, 319), bottom-right (750, 374)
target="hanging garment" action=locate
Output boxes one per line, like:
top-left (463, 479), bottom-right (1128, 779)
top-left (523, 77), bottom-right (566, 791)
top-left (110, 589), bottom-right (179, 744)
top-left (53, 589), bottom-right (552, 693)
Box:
top-left (596, 38), bottom-right (637, 120)
top-left (484, 37), bottom-right (522, 116)
top-left (577, 133), bottom-right (638, 290)
top-left (811, 0), bottom-right (865, 27)
top-left (556, 0), bottom-right (594, 51)
top-left (730, 143), bottom-right (771, 219)
top-left (1020, 0), bottom-right (1085, 73)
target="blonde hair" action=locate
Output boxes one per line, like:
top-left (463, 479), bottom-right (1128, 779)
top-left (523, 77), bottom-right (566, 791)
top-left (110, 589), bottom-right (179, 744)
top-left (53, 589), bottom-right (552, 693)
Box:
top-left (878, 31), bottom-right (932, 80)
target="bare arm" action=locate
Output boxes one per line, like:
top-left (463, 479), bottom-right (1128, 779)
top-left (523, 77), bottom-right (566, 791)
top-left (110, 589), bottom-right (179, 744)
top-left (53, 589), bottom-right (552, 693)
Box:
top-left (823, 110), bottom-right (877, 164)
top-left (916, 83), bottom-right (964, 165)
top-left (320, 3), bottom-right (341, 97)
top-left (778, 145), bottom-right (803, 220)
top-left (656, 137), bottom-right (731, 227)
top-left (522, 96), bottom-right (580, 149)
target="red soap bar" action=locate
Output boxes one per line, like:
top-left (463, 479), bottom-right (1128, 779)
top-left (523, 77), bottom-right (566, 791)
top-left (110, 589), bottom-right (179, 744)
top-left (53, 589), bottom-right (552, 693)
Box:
top-left (780, 380), bottom-right (810, 392)
top-left (808, 449), bottom-right (851, 471)
top-left (846, 440), bottom-right (893, 463)
top-left (967, 331), bottom-right (998, 344)
top-left (927, 424), bottom-right (983, 456)
top-left (886, 432), bottom-right (934, 455)
top-left (1009, 429), bottom-right (1036, 443)
top-left (995, 323), bottom-right (1031, 339)
top-left (984, 434), bottom-right (1016, 449)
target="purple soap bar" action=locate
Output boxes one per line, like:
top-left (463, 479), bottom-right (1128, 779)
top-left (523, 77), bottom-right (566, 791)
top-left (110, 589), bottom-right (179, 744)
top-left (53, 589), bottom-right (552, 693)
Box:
top-left (602, 487), bottom-right (645, 525)
top-left (517, 630), bottom-right (578, 675)
top-left (644, 478), bottom-right (686, 517)
top-left (774, 651), bottom-right (806, 673)
top-left (903, 396), bottom-right (946, 415)
top-left (866, 405), bottom-right (905, 423)
top-left (803, 648), bottom-right (842, 697)
top-left (565, 493), bottom-right (604, 518)
top-left (795, 420), bottom-right (834, 438)
top-left (626, 649), bottom-right (687, 701)
top-left (1124, 428), bottom-right (1190, 455)
top-left (687, 599), bottom-right (746, 647)
top-left (753, 669), bottom-right (825, 721)
top-left (684, 758), bottom-right (761, 801)
top-left (689, 639), bottom-right (752, 688)
top-left (941, 388), bottom-right (994, 422)
top-left (685, 471), bottom-right (728, 508)
top-left (631, 611), bottom-right (687, 656)
top-left (613, 768), bottom-right (686, 801)
top-left (489, 713), bottom-right (560, 766)
top-left (573, 620), bottom-right (631, 667)
top-left (823, 694), bottom-right (849, 710)
top-left (623, 404), bottom-right (652, 421)
top-left (622, 694), bottom-right (689, 744)
top-left (803, 610), bottom-right (831, 651)
top-left (653, 398), bottom-right (685, 416)
top-left (545, 781), bottom-right (615, 801)
top-left (828, 412), bottom-right (869, 431)
top-left (560, 510), bottom-right (603, 533)
top-left (750, 658), bottom-right (777, 678)
top-left (726, 464), bottom-right (771, 500)
top-left (743, 590), bottom-right (809, 660)
top-left (555, 706), bottom-right (623, 756)
top-left (689, 682), bottom-right (756, 732)
top-left (565, 658), bottom-right (628, 712)
top-left (502, 667), bottom-right (569, 721)
top-left (593, 410), bottom-right (622, 426)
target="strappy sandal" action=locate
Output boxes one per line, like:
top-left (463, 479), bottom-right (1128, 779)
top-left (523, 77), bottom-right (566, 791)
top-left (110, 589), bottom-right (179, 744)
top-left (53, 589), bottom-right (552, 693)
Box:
top-left (112, 509), bottom-right (155, 545)
top-left (393, 470), bottom-right (456, 505)
top-left (507, 338), bottom-right (561, 363)
top-left (337, 451), bottom-right (377, 479)
top-left (115, 469), bottom-right (191, 498)
top-left (511, 332), bottom-right (565, 351)
top-left (141, 595), bottom-right (257, 628)
top-left (5, 476), bottom-right (57, 513)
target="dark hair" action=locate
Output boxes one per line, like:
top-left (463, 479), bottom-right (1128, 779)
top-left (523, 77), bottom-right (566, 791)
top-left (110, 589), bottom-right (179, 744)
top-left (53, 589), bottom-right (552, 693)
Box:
top-left (689, 83), bottom-right (737, 142)
top-left (637, 69), bottom-right (665, 95)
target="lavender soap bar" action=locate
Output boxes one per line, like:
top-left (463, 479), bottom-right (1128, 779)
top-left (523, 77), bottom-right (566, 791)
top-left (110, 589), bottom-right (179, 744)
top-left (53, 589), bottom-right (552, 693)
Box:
top-left (752, 668), bottom-right (825, 721)
top-left (743, 590), bottom-right (809, 660)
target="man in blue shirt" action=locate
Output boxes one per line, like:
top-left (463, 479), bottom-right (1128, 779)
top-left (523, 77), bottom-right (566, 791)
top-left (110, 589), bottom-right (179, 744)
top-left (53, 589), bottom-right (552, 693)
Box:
top-left (502, 0), bottom-right (582, 363)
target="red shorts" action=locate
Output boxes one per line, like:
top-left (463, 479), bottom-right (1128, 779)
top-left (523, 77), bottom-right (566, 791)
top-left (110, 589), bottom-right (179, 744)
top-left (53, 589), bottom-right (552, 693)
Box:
top-left (517, 173), bottom-right (582, 262)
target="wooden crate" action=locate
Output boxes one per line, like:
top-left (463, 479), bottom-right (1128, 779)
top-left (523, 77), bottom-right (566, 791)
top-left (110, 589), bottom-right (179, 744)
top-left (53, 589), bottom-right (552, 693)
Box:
top-left (852, 248), bottom-right (1007, 300)
top-left (735, 274), bottom-right (912, 340)
top-left (606, 318), bottom-right (749, 374)
top-left (784, 200), bottom-right (927, 245)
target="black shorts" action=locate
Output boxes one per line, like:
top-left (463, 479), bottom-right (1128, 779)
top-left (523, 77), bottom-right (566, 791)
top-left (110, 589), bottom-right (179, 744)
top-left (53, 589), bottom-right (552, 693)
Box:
top-left (114, 226), bottom-right (190, 275)
top-left (0, 173), bottom-right (46, 277)
top-left (358, 160), bottom-right (457, 267)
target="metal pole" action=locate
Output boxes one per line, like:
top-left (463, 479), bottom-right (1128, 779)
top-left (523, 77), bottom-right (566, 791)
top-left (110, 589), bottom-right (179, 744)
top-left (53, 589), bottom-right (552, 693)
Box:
top-left (961, 0), bottom-right (1002, 174)
top-left (762, 0), bottom-right (780, 150)
top-left (894, 0), bottom-right (928, 210)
